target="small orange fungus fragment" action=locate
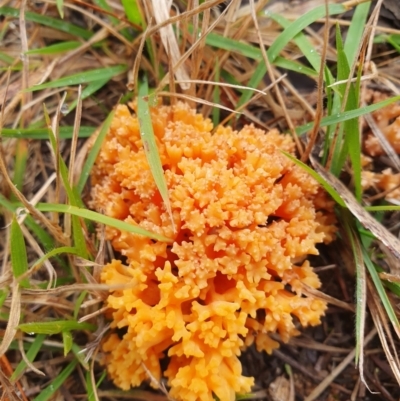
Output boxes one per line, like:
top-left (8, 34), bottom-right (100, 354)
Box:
top-left (90, 101), bottom-right (336, 401)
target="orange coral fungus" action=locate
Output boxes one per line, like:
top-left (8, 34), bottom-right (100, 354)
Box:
top-left (363, 90), bottom-right (400, 156)
top-left (90, 101), bottom-right (336, 401)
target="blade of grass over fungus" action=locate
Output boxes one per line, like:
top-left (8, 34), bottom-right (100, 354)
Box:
top-left (24, 41), bottom-right (81, 55)
top-left (77, 110), bottom-right (115, 194)
top-left (10, 216), bottom-right (30, 288)
top-left (11, 334), bottom-right (46, 381)
top-left (138, 77), bottom-right (175, 232)
top-left (0, 7), bottom-right (92, 40)
top-left (32, 359), bottom-right (78, 401)
top-left (36, 203), bottom-right (172, 242)
top-left (1, 126), bottom-right (95, 140)
top-left (310, 157), bottom-right (400, 261)
top-left (24, 65), bottom-right (127, 92)
top-left (280, 151), bottom-right (345, 207)
top-left (19, 320), bottom-right (96, 335)
top-left (295, 95), bottom-right (400, 135)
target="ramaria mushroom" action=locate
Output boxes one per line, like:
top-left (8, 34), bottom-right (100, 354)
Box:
top-left (90, 101), bottom-right (337, 401)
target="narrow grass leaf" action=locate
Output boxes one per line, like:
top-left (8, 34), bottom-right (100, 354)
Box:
top-left (363, 247), bottom-right (400, 329)
top-left (0, 7), bottom-right (92, 40)
top-left (11, 140), bottom-right (28, 201)
top-left (0, 194), bottom-right (57, 257)
top-left (56, 0), bottom-right (64, 18)
top-left (1, 126), bottom-right (95, 140)
top-left (71, 343), bottom-right (89, 370)
top-left (0, 288), bottom-right (8, 308)
top-left (295, 95), bottom-right (400, 135)
top-left (342, 215), bottom-right (366, 365)
top-left (0, 51), bottom-right (14, 64)
top-left (77, 110), bottom-right (115, 194)
top-left (19, 320), bottom-right (96, 334)
top-left (32, 359), bottom-right (78, 401)
top-left (365, 205), bottom-right (400, 212)
top-left (344, 2), bottom-right (370, 66)
top-left (67, 78), bottom-right (109, 113)
top-left (24, 65), bottom-right (127, 92)
top-left (334, 24), bottom-right (362, 199)
top-left (121, 0), bottom-right (144, 26)
top-left (25, 41), bottom-right (81, 55)
top-left (281, 152), bottom-right (345, 206)
top-left (10, 216), bottom-right (30, 288)
top-left (62, 331), bottom-right (73, 356)
top-left (36, 203), bottom-right (172, 242)
top-left (268, 13), bottom-right (321, 73)
top-left (31, 246), bottom-right (80, 270)
top-left (45, 111), bottom-right (88, 258)
top-left (11, 334), bottom-right (46, 381)
top-left (138, 77), bottom-right (174, 231)
top-left (266, 4), bottom-right (346, 62)
top-left (73, 290), bottom-right (87, 320)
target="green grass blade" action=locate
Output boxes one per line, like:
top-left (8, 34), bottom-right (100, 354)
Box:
top-left (1, 126), bottom-right (95, 140)
top-left (36, 203), bottom-right (172, 242)
top-left (0, 51), bottom-right (14, 64)
top-left (77, 110), bottom-right (115, 194)
top-left (11, 140), bottom-right (28, 201)
top-left (138, 77), bottom-right (174, 231)
top-left (73, 291), bottom-right (88, 320)
top-left (362, 247), bottom-right (400, 329)
top-left (295, 95), bottom-right (400, 135)
top-left (67, 78), bottom-right (110, 113)
top-left (0, 195), bottom-right (56, 257)
top-left (268, 13), bottom-right (321, 73)
top-left (10, 216), bottom-right (30, 288)
top-left (266, 4), bottom-right (346, 62)
top-left (56, 0), bottom-right (64, 18)
top-left (45, 111), bottom-right (88, 258)
top-left (0, 7), bottom-right (92, 40)
top-left (333, 24), bottom-right (362, 200)
top-left (31, 246), bottom-right (80, 270)
top-left (121, 0), bottom-right (143, 26)
top-left (280, 151), bottom-right (345, 206)
top-left (62, 331), bottom-right (73, 356)
top-left (32, 359), bottom-right (78, 401)
top-left (342, 216), bottom-right (366, 365)
top-left (25, 41), bottom-right (81, 55)
top-left (11, 334), bottom-right (46, 381)
top-left (24, 65), bottom-right (127, 92)
top-left (344, 2), bottom-right (370, 66)
top-left (19, 320), bottom-right (96, 334)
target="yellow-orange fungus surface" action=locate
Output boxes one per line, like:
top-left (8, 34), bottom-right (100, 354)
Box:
top-left (90, 101), bottom-right (337, 401)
